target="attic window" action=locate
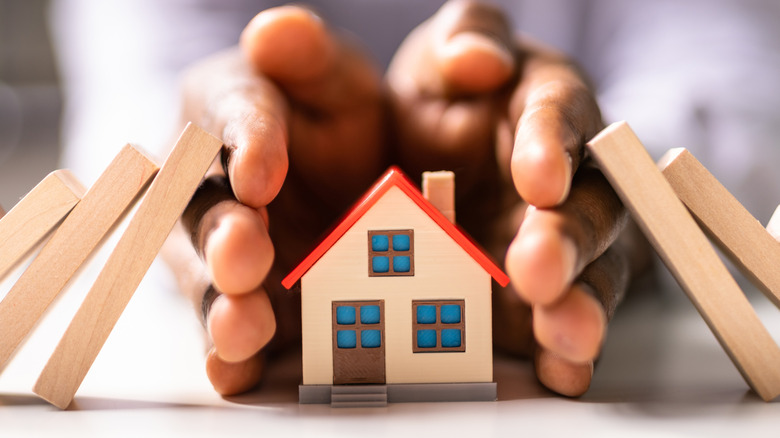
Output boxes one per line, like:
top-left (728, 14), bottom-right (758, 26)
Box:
top-left (368, 230), bottom-right (414, 277)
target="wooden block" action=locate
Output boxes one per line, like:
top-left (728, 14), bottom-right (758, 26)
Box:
top-left (587, 121), bottom-right (780, 402)
top-left (0, 170), bottom-right (85, 280)
top-left (33, 123), bottom-right (222, 409)
top-left (0, 146), bottom-right (158, 372)
top-left (768, 205), bottom-right (780, 242)
top-left (659, 148), bottom-right (780, 308)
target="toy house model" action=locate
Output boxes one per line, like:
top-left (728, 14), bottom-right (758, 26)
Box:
top-left (282, 167), bottom-right (509, 406)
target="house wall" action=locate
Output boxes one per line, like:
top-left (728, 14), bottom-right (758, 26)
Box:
top-left (300, 186), bottom-right (494, 385)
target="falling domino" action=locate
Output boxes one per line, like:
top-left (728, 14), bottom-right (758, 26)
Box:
top-left (768, 205), bottom-right (780, 242)
top-left (33, 123), bottom-right (222, 409)
top-left (659, 148), bottom-right (780, 307)
top-left (587, 121), bottom-right (780, 402)
top-left (0, 146), bottom-right (158, 373)
top-left (0, 170), bottom-right (86, 280)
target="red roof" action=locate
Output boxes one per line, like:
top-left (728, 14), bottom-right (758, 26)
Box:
top-left (281, 166), bottom-right (510, 289)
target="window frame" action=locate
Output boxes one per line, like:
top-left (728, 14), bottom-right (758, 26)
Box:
top-left (367, 229), bottom-right (415, 277)
top-left (332, 300), bottom-right (385, 351)
top-left (411, 299), bottom-right (466, 353)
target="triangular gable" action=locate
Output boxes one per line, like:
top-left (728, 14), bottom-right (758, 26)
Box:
top-left (281, 166), bottom-right (510, 289)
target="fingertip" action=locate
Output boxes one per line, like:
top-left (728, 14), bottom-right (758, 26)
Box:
top-left (204, 206), bottom-right (273, 295)
top-left (226, 116), bottom-right (288, 207)
top-left (240, 5), bottom-right (335, 82)
top-left (533, 284), bottom-right (607, 363)
top-left (436, 31), bottom-right (514, 94)
top-left (206, 348), bottom-right (265, 396)
top-left (511, 139), bottom-right (572, 207)
top-left (534, 348), bottom-right (593, 397)
top-left (506, 217), bottom-right (577, 305)
top-left (208, 291), bottom-right (277, 363)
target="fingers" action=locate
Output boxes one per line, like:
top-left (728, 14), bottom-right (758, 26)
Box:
top-left (208, 289), bottom-right (277, 363)
top-left (389, 0), bottom-right (516, 98)
top-left (510, 44), bottom-right (603, 207)
top-left (241, 6), bottom-right (381, 113)
top-left (387, 1), bottom-right (516, 179)
top-left (182, 176), bottom-right (277, 365)
top-left (534, 349), bottom-right (593, 398)
top-left (533, 283), bottom-right (606, 363)
top-left (506, 164), bottom-right (627, 305)
top-left (532, 242), bottom-right (631, 396)
top-left (181, 49), bottom-right (289, 208)
top-left (431, 0), bottom-right (515, 94)
top-left (206, 348), bottom-right (265, 396)
top-left (240, 6), bottom-right (385, 202)
top-left (183, 176), bottom-right (274, 295)
top-left (241, 6), bottom-right (335, 84)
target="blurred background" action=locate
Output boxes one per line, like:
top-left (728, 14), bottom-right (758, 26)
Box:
top-left (0, 0), bottom-right (61, 208)
top-left (1, 0), bottom-right (779, 219)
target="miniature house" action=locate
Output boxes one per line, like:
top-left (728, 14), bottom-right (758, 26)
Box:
top-left (282, 167), bottom-right (509, 406)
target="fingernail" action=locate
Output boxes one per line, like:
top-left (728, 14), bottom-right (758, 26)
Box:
top-left (561, 235), bottom-right (578, 286)
top-left (555, 153), bottom-right (573, 206)
top-left (445, 32), bottom-right (513, 69)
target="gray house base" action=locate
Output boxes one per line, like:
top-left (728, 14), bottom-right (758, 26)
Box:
top-left (299, 382), bottom-right (497, 407)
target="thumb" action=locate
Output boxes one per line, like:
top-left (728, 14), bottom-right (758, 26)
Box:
top-left (432, 0), bottom-right (516, 95)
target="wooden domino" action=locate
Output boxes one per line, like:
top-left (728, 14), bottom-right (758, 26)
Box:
top-left (587, 121), bottom-right (780, 402)
top-left (768, 205), bottom-right (780, 242)
top-left (0, 146), bottom-right (158, 372)
top-left (0, 170), bottom-right (85, 280)
top-left (33, 123), bottom-right (222, 409)
top-left (659, 148), bottom-right (780, 307)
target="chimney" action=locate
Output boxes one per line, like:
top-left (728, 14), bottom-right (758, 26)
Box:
top-left (422, 171), bottom-right (455, 223)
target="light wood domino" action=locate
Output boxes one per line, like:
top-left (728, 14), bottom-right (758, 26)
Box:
top-left (587, 121), bottom-right (780, 402)
top-left (0, 170), bottom-right (85, 280)
top-left (0, 146), bottom-right (158, 372)
top-left (659, 148), bottom-right (780, 307)
top-left (768, 205), bottom-right (780, 242)
top-left (33, 123), bottom-right (222, 409)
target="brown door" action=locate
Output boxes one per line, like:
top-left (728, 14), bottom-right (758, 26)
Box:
top-left (332, 300), bottom-right (385, 384)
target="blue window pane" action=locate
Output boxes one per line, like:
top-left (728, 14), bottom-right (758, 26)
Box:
top-left (372, 256), bottom-right (389, 273)
top-left (417, 305), bottom-right (436, 324)
top-left (361, 330), bottom-right (381, 348)
top-left (371, 234), bottom-right (389, 251)
top-left (392, 234), bottom-right (410, 251)
top-left (360, 305), bottom-right (380, 324)
top-left (417, 330), bottom-right (437, 348)
top-left (440, 305), bottom-right (461, 324)
top-left (336, 306), bottom-right (356, 325)
top-left (441, 329), bottom-right (462, 348)
top-left (337, 330), bottom-right (357, 348)
top-left (393, 256), bottom-right (411, 272)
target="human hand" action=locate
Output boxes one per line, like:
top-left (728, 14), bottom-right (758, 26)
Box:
top-left (171, 6), bottom-right (388, 395)
top-left (386, 0), bottom-right (637, 396)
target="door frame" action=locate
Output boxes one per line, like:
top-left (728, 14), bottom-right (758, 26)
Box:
top-left (332, 300), bottom-right (386, 385)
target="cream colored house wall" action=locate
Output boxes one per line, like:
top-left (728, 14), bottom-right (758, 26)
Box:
top-left (300, 186), bottom-right (493, 385)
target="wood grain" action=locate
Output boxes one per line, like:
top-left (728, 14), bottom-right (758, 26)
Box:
top-left (33, 123), bottom-right (222, 409)
top-left (0, 170), bottom-right (85, 280)
top-left (0, 147), bottom-right (158, 372)
top-left (659, 148), bottom-right (780, 307)
top-left (587, 121), bottom-right (780, 402)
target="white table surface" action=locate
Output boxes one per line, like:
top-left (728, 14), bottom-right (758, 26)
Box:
top-left (1, 240), bottom-right (779, 437)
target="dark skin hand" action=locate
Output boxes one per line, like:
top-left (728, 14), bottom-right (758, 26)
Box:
top-left (165, 1), bottom-right (642, 398)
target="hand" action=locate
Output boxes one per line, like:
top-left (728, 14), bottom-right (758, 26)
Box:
top-left (168, 6), bottom-right (388, 395)
top-left (387, 0), bottom-right (639, 396)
